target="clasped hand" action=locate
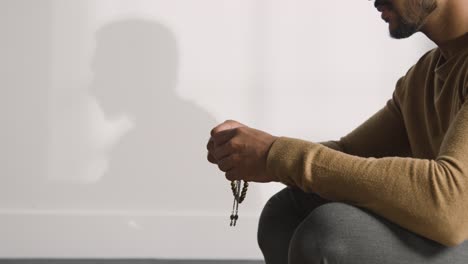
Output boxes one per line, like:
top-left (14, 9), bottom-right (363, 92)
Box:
top-left (206, 120), bottom-right (278, 182)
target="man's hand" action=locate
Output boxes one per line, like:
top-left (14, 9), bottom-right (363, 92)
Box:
top-left (206, 120), bottom-right (278, 182)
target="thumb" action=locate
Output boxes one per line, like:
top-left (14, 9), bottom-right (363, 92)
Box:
top-left (210, 120), bottom-right (245, 136)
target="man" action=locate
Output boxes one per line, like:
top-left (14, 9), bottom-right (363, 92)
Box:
top-left (207, 0), bottom-right (468, 263)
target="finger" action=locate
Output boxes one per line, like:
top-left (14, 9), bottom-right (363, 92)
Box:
top-left (212, 128), bottom-right (237, 146)
top-left (212, 140), bottom-right (235, 160)
top-left (206, 137), bottom-right (214, 152)
top-left (225, 169), bottom-right (242, 181)
top-left (207, 152), bottom-right (217, 164)
top-left (217, 156), bottom-right (235, 172)
top-left (206, 137), bottom-right (217, 163)
top-left (210, 120), bottom-right (244, 136)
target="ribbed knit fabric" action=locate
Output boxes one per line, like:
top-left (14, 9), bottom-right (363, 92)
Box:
top-left (266, 32), bottom-right (468, 246)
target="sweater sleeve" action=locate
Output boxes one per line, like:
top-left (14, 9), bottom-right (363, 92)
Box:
top-left (266, 100), bottom-right (468, 246)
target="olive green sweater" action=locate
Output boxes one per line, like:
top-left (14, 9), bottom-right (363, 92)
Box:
top-left (266, 32), bottom-right (468, 246)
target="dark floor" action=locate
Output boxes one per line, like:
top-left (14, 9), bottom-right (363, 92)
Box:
top-left (0, 260), bottom-right (264, 264)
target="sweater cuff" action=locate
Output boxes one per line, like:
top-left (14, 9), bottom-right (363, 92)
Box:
top-left (266, 136), bottom-right (321, 190)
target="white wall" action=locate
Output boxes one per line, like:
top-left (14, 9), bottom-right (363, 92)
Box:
top-left (0, 0), bottom-right (434, 259)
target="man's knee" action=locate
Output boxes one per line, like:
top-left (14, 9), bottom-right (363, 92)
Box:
top-left (257, 187), bottom-right (294, 251)
top-left (258, 187), bottom-right (330, 253)
top-left (288, 203), bottom-right (371, 264)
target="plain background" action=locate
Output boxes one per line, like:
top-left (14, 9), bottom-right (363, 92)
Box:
top-left (1, 0), bottom-right (434, 260)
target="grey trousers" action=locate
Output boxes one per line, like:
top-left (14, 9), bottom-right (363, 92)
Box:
top-left (257, 187), bottom-right (468, 264)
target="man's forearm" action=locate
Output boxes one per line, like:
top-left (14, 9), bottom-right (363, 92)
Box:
top-left (266, 118), bottom-right (468, 247)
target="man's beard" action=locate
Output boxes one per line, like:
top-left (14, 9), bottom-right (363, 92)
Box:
top-left (391, 12), bottom-right (421, 39)
top-left (375, 0), bottom-right (437, 39)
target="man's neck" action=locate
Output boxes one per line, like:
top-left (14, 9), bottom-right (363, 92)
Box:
top-left (421, 0), bottom-right (468, 46)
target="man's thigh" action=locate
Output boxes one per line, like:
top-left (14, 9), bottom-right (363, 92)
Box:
top-left (288, 202), bottom-right (468, 264)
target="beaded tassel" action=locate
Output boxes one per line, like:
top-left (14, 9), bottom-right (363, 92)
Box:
top-left (229, 180), bottom-right (248, 226)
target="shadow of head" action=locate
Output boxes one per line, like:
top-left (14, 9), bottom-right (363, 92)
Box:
top-left (90, 19), bottom-right (178, 116)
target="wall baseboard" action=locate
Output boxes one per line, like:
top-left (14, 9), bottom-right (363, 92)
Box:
top-left (0, 211), bottom-right (262, 259)
top-left (0, 260), bottom-right (264, 264)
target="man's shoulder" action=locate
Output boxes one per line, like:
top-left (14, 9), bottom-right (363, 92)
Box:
top-left (407, 48), bottom-right (439, 75)
top-left (393, 48), bottom-right (439, 100)
top-left (396, 48), bottom-right (438, 90)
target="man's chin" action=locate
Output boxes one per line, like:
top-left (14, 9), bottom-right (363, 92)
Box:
top-left (389, 23), bottom-right (417, 39)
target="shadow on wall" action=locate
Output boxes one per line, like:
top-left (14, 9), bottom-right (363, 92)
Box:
top-left (82, 19), bottom-right (234, 211)
top-left (1, 6), bottom-right (264, 214)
